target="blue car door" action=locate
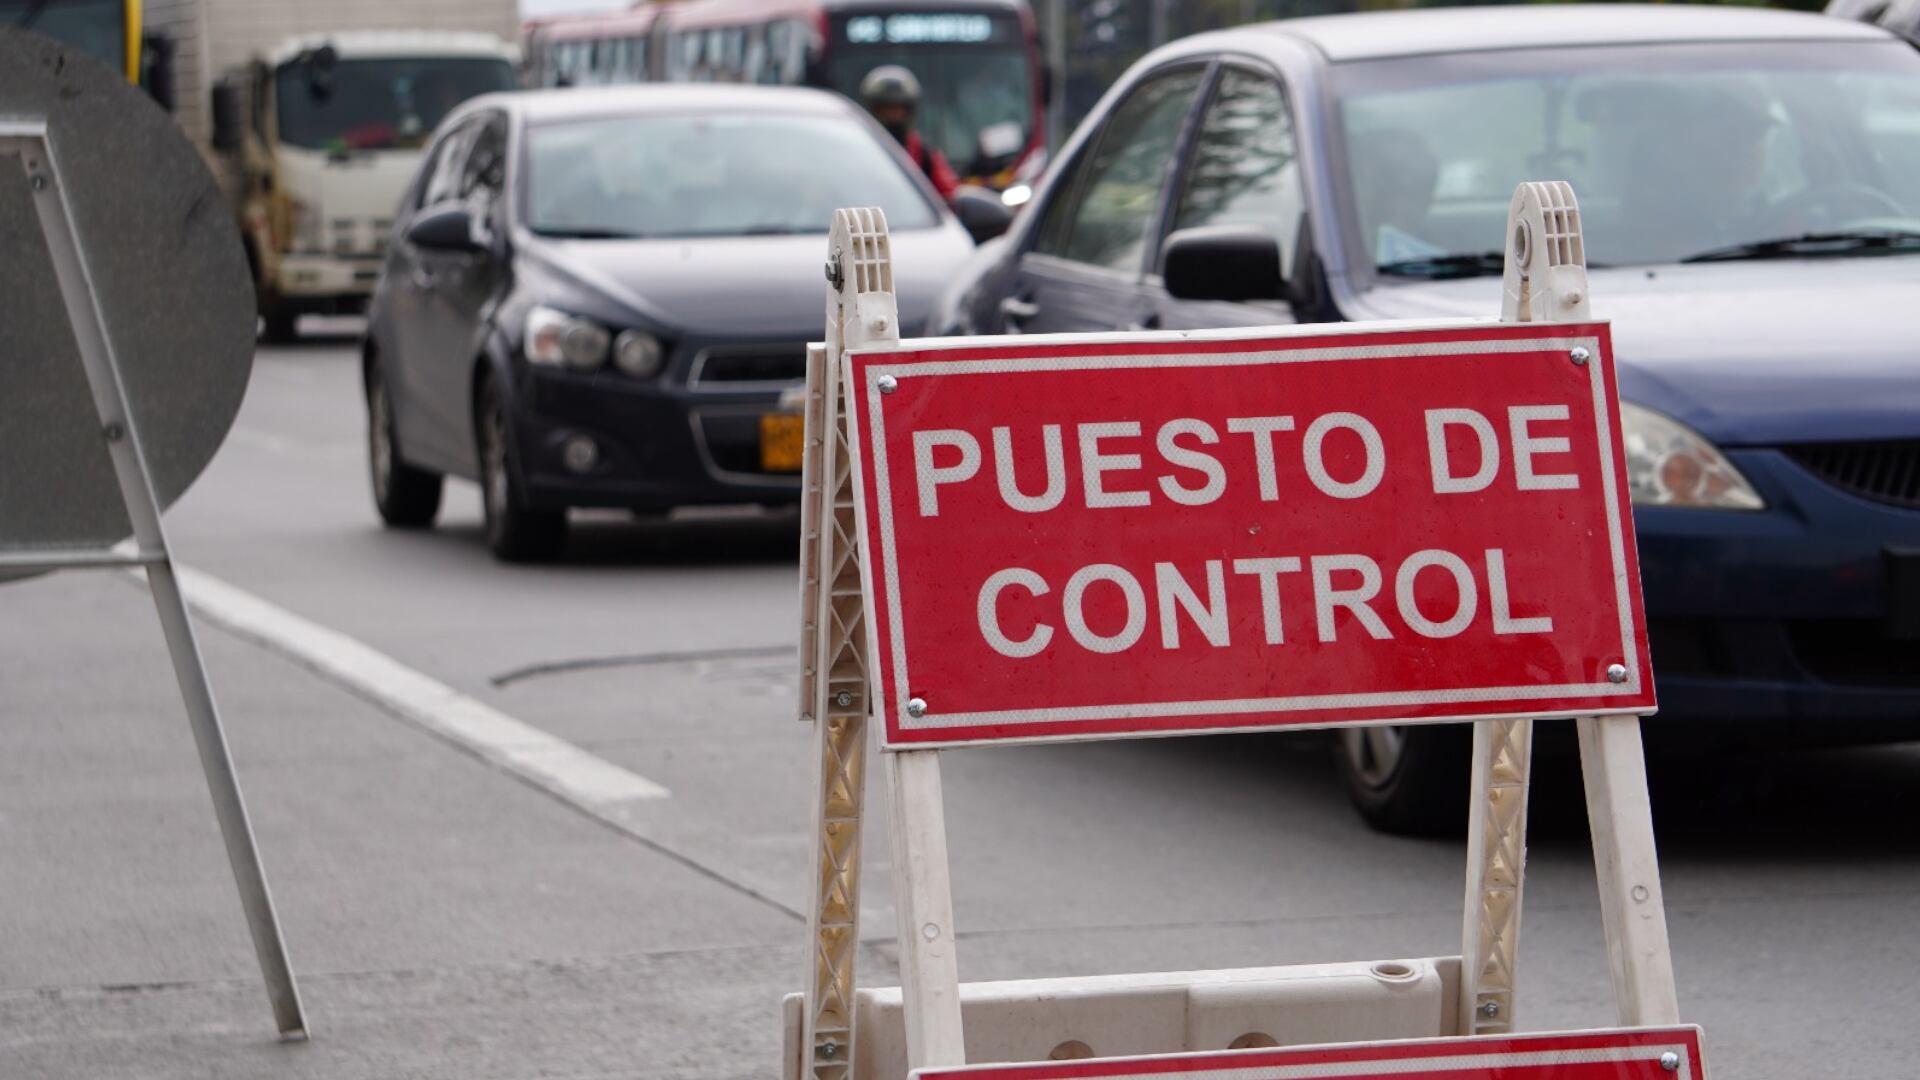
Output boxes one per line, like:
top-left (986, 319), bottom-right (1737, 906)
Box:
top-left (999, 64), bottom-right (1208, 335)
top-left (1148, 64), bottom-right (1310, 334)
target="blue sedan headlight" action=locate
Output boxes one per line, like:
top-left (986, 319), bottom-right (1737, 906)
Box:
top-left (1620, 402), bottom-right (1764, 510)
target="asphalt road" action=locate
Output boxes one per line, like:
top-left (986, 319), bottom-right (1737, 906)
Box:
top-left (3, 326), bottom-right (1917, 1078)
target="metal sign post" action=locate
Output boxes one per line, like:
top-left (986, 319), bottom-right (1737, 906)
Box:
top-left (787, 184), bottom-right (1686, 1079)
top-left (0, 54), bottom-right (307, 1038)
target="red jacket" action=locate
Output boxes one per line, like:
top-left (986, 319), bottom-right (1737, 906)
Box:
top-left (902, 130), bottom-right (960, 204)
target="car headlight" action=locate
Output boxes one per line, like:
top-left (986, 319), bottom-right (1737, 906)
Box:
top-left (525, 306), bottom-right (610, 371)
top-left (1620, 401), bottom-right (1763, 510)
top-left (613, 329), bottom-right (664, 378)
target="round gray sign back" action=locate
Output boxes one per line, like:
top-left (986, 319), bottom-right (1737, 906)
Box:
top-left (0, 29), bottom-right (255, 580)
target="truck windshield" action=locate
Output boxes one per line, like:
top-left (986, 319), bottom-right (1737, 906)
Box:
top-left (1333, 40), bottom-right (1920, 274)
top-left (2, 0), bottom-right (125, 77)
top-left (276, 56), bottom-right (515, 152)
top-left (824, 12), bottom-right (1034, 177)
top-left (525, 112), bottom-right (941, 239)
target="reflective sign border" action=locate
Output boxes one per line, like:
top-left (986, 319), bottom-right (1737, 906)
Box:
top-left (910, 1025), bottom-right (1707, 1080)
top-left (842, 321), bottom-right (1656, 750)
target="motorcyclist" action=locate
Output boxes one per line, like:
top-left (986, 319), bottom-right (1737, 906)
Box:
top-left (860, 65), bottom-right (959, 204)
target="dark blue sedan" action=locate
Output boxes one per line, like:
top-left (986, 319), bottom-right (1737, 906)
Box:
top-left (932, 5), bottom-right (1920, 830)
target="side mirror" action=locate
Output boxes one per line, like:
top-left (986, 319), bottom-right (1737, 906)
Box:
top-left (953, 185), bottom-right (1014, 245)
top-left (142, 33), bottom-right (177, 110)
top-left (210, 80), bottom-right (243, 152)
top-left (1161, 225), bottom-right (1285, 303)
top-left (405, 203), bottom-right (481, 253)
top-left (305, 44), bottom-right (339, 101)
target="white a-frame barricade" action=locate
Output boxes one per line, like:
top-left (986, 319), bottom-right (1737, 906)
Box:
top-left (783, 184), bottom-right (1701, 1080)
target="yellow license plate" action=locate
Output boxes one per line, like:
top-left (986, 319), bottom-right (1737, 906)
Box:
top-left (759, 413), bottom-right (805, 473)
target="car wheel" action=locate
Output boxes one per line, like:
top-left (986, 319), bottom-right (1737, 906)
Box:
top-left (477, 376), bottom-right (567, 562)
top-left (260, 307), bottom-right (300, 343)
top-left (1335, 723), bottom-right (1470, 836)
top-left (366, 360), bottom-right (443, 528)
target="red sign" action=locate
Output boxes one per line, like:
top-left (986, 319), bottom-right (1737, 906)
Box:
top-left (844, 322), bottom-right (1654, 749)
top-left (909, 1027), bottom-right (1707, 1080)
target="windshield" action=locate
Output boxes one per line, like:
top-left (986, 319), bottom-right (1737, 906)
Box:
top-left (1332, 41), bottom-right (1920, 274)
top-left (276, 56), bottom-right (515, 152)
top-left (826, 12), bottom-right (1034, 175)
top-left (3, 0), bottom-right (124, 76)
top-left (524, 112), bottom-right (941, 239)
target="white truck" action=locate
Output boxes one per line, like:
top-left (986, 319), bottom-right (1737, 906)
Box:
top-left (144, 1), bottom-right (518, 339)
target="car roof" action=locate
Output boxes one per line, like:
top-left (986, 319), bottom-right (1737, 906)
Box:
top-left (475, 84), bottom-right (861, 126)
top-left (1243, 4), bottom-right (1891, 62)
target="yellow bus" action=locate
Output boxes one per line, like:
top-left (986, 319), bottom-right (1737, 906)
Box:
top-left (3, 0), bottom-right (145, 85)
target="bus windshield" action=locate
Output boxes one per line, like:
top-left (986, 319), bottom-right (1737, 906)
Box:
top-left (3, 0), bottom-right (125, 77)
top-left (276, 56), bottom-right (516, 152)
top-left (825, 11), bottom-right (1034, 176)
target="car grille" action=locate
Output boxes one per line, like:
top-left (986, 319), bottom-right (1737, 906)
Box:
top-left (692, 347), bottom-right (807, 387)
top-left (1784, 440), bottom-right (1920, 510)
top-left (327, 218), bottom-right (392, 256)
top-left (1650, 617), bottom-right (1920, 691)
top-left (1789, 619), bottom-right (1920, 689)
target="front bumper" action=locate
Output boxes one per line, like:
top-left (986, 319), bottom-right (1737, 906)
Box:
top-left (1636, 446), bottom-right (1920, 745)
top-left (273, 253), bottom-right (382, 304)
top-left (509, 360), bottom-right (803, 514)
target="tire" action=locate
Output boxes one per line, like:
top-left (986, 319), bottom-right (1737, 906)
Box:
top-left (366, 360), bottom-right (443, 528)
top-left (477, 376), bottom-right (567, 562)
top-left (1335, 723), bottom-right (1471, 836)
top-left (260, 306), bottom-right (301, 343)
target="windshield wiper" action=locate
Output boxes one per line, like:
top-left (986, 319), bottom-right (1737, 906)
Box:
top-left (1376, 251), bottom-right (1507, 280)
top-left (535, 228), bottom-right (647, 240)
top-left (1680, 229), bottom-right (1920, 264)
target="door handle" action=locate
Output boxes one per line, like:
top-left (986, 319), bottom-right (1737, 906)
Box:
top-left (999, 295), bottom-right (1040, 326)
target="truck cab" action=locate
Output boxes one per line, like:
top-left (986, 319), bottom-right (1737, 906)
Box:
top-left (211, 31), bottom-right (515, 341)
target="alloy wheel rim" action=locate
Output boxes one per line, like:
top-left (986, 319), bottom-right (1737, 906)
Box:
top-left (369, 378), bottom-right (393, 502)
top-left (1342, 725), bottom-right (1406, 789)
top-left (483, 396), bottom-right (509, 524)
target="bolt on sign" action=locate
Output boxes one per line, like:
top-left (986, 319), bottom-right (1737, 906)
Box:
top-left (842, 323), bottom-right (1654, 748)
top-left (910, 1028), bottom-right (1709, 1080)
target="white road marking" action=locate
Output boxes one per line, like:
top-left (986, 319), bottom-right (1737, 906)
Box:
top-left (158, 565), bottom-right (671, 807)
top-left (226, 427), bottom-right (361, 461)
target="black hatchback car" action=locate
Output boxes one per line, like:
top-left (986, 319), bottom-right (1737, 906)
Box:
top-left (362, 84), bottom-right (975, 559)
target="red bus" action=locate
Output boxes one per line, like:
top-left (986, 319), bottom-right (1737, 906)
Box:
top-left (524, 0), bottom-right (1048, 191)
top-left (523, 7), bottom-right (659, 89)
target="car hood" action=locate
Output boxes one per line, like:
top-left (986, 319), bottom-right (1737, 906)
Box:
top-left (521, 225), bottom-right (975, 341)
top-left (1342, 258), bottom-right (1920, 446)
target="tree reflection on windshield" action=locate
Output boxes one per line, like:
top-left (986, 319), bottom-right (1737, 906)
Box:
top-left (526, 113), bottom-right (941, 240)
top-left (1336, 41), bottom-right (1920, 271)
